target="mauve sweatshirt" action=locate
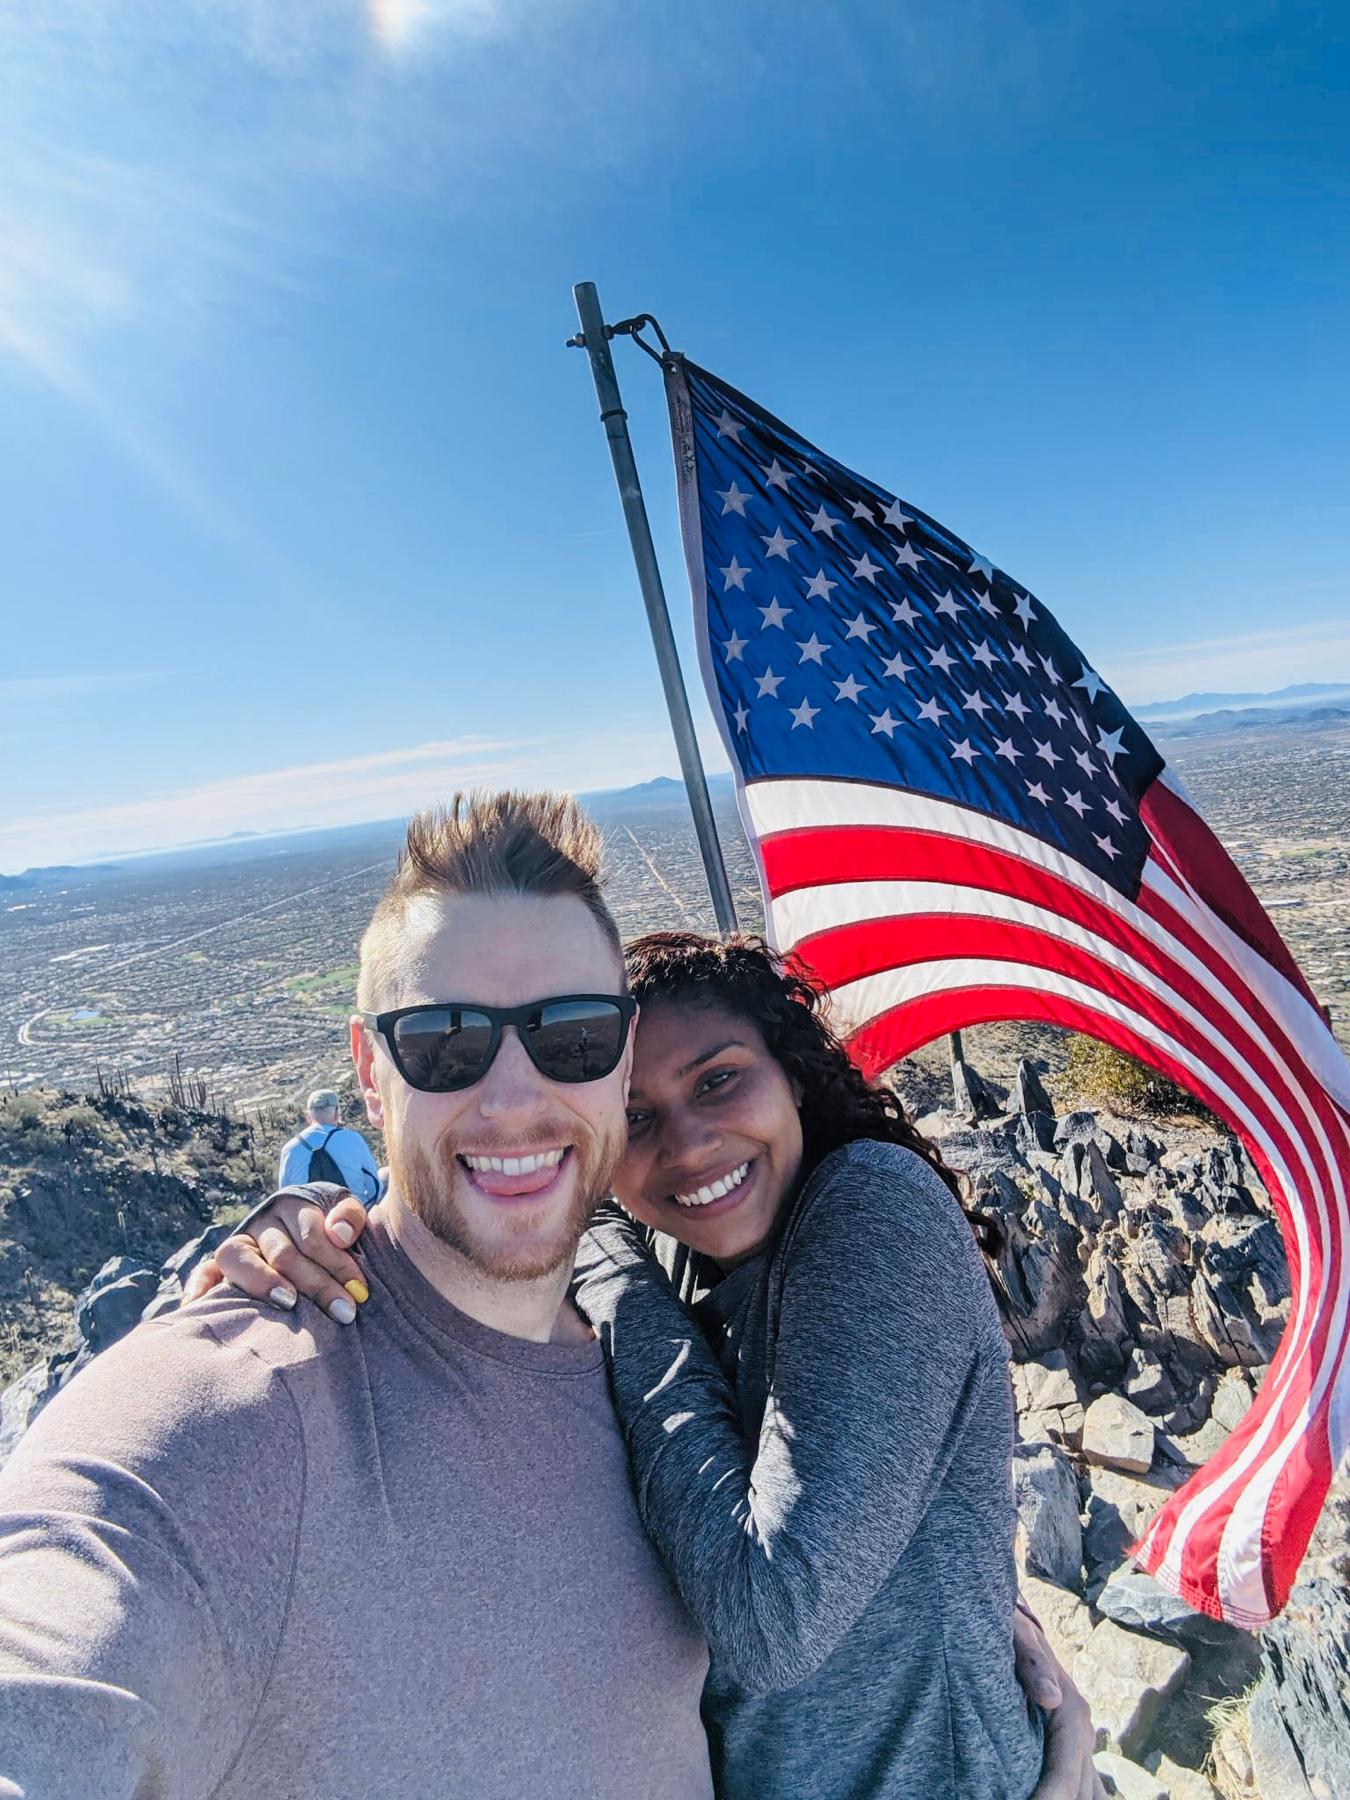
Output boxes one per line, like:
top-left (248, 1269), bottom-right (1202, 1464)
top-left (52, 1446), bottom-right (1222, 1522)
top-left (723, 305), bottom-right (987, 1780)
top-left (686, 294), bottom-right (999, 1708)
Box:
top-left (0, 1211), bottom-right (713, 1800)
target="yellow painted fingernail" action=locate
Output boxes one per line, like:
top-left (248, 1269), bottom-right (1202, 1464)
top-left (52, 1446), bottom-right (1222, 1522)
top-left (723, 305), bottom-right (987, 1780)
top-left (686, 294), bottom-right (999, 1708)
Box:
top-left (345, 1279), bottom-right (369, 1305)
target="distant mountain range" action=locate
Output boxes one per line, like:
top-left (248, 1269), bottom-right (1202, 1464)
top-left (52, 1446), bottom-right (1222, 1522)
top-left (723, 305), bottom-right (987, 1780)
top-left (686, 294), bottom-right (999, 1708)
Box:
top-left (582, 772), bottom-right (736, 818)
top-left (1133, 681), bottom-right (1350, 722)
top-left (6, 681), bottom-right (1347, 885)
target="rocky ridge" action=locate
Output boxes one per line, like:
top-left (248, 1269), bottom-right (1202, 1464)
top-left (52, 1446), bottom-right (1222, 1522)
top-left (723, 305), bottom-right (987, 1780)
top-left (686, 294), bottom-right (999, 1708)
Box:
top-left (0, 1085), bottom-right (284, 1387)
top-left (925, 1047), bottom-right (1348, 1798)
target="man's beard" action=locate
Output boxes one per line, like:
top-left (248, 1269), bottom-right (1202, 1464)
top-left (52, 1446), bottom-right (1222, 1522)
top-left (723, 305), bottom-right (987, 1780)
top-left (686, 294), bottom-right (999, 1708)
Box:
top-left (388, 1117), bottom-right (624, 1283)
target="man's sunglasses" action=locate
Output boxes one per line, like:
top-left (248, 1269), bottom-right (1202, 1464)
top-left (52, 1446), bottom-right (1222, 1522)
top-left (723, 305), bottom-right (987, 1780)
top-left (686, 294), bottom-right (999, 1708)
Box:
top-left (359, 995), bottom-right (637, 1094)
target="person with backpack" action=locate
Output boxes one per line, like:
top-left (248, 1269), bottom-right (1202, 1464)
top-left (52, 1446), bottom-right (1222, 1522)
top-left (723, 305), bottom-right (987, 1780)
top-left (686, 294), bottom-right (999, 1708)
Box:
top-left (276, 1089), bottom-right (380, 1204)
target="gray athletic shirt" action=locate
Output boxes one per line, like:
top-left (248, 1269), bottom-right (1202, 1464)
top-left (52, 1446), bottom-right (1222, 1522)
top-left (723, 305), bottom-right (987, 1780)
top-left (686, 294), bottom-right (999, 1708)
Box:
top-left (573, 1139), bottom-right (1044, 1800)
top-left (0, 1211), bottom-right (713, 1800)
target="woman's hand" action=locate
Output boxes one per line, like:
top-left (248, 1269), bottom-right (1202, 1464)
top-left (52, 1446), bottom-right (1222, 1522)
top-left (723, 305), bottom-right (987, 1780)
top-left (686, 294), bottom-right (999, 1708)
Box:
top-left (183, 1189), bottom-right (373, 1323)
top-left (1015, 1600), bottom-right (1107, 1799)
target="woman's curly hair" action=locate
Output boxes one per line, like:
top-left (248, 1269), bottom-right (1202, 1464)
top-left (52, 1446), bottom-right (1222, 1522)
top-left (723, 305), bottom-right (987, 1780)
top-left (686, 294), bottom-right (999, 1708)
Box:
top-left (624, 930), bottom-right (997, 1253)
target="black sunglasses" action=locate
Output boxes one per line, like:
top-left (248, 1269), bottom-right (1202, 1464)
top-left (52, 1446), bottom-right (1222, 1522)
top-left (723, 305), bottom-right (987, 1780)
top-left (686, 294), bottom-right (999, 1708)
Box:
top-left (359, 994), bottom-right (637, 1094)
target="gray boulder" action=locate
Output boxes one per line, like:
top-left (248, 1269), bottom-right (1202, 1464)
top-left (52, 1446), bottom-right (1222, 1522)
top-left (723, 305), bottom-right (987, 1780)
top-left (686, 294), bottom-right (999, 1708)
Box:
top-left (1078, 1246), bottom-right (1131, 1383)
top-left (160, 1219), bottom-right (239, 1285)
top-left (950, 1050), bottom-right (997, 1123)
top-left (1253, 1469), bottom-right (1350, 1800)
top-left (999, 1225), bottom-right (1083, 1359)
top-left (1124, 1127), bottom-right (1160, 1176)
top-left (0, 1339), bottom-right (91, 1470)
top-left (1015, 1110), bottom-right (1057, 1155)
top-left (1161, 1371), bottom-right (1218, 1440)
top-left (1053, 1110), bottom-right (1126, 1167)
top-left (1010, 1059), bottom-right (1054, 1118)
top-left (1083, 1496), bottom-right (1134, 1588)
top-left (1199, 1140), bottom-right (1256, 1213)
top-left (1073, 1619), bottom-right (1190, 1756)
top-left (1190, 1270), bottom-right (1280, 1367)
top-left (1059, 1140), bottom-right (1124, 1222)
top-left (932, 1120), bottom-right (1025, 1186)
top-left (1210, 1368), bottom-right (1255, 1433)
top-left (1124, 1218), bottom-right (1192, 1301)
top-left (0, 1360), bottom-right (62, 1465)
top-left (1204, 1217), bottom-right (1290, 1312)
top-left (1011, 1350), bottom-right (1086, 1449)
top-left (1082, 1466), bottom-right (1186, 1590)
top-left (1012, 1441), bottom-right (1083, 1589)
top-left (143, 1219), bottom-right (240, 1320)
top-left (1019, 1572), bottom-right (1094, 1669)
top-left (1210, 1723), bottom-right (1255, 1794)
top-left (87, 1254), bottom-right (149, 1290)
top-left (1246, 1675), bottom-right (1321, 1798)
top-left (1143, 1754), bottom-right (1220, 1798)
top-left (74, 1260), bottom-right (159, 1353)
top-left (1167, 1188), bottom-right (1210, 1234)
top-left (1123, 1348), bottom-right (1175, 1415)
top-left (1082, 1393), bottom-right (1155, 1474)
top-left (1053, 1109), bottom-right (1102, 1149)
top-left (1096, 1569), bottom-right (1241, 1650)
top-left (1092, 1753), bottom-right (1166, 1800)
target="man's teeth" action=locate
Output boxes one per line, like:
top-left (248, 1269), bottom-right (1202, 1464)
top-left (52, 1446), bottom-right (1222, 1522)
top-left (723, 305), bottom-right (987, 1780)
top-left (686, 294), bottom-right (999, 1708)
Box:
top-left (673, 1161), bottom-right (752, 1209)
top-left (463, 1149), bottom-right (567, 1177)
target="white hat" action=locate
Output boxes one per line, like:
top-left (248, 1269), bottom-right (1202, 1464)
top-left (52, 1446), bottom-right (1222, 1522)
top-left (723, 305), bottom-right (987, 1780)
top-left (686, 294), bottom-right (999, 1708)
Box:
top-left (307, 1088), bottom-right (341, 1113)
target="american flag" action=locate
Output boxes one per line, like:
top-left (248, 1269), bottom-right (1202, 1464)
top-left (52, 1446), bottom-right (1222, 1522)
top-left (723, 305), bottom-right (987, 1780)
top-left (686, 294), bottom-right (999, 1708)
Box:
top-left (663, 355), bottom-right (1350, 1628)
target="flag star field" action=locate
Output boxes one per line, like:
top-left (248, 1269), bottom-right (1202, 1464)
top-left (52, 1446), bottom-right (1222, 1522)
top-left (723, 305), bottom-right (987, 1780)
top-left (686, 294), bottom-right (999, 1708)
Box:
top-left (681, 360), bottom-right (1163, 896)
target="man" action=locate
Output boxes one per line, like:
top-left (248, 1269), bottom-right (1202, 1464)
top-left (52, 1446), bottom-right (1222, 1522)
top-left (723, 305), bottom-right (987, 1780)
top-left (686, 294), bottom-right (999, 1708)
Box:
top-left (0, 792), bottom-right (714, 1799)
top-left (276, 1086), bottom-right (380, 1202)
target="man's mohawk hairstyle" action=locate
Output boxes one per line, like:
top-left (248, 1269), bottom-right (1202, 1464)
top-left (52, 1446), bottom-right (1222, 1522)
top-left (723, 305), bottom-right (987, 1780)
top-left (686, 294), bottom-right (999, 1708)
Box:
top-left (357, 790), bottom-right (619, 1011)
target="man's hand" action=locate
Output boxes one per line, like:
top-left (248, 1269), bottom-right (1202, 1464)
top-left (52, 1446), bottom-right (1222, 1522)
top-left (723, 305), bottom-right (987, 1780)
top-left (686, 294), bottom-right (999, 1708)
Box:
top-left (1015, 1600), bottom-right (1107, 1799)
top-left (183, 1189), bottom-right (372, 1322)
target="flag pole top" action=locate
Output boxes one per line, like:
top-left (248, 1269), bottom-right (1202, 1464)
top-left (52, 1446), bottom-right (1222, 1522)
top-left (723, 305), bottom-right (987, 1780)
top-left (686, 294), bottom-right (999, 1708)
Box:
top-left (567, 296), bottom-right (675, 367)
top-left (567, 280), bottom-right (738, 938)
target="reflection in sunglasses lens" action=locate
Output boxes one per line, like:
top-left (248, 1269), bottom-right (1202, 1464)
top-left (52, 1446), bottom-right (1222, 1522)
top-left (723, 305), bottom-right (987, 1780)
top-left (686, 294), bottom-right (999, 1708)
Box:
top-left (528, 1001), bottom-right (624, 1081)
top-left (393, 1008), bottom-right (494, 1091)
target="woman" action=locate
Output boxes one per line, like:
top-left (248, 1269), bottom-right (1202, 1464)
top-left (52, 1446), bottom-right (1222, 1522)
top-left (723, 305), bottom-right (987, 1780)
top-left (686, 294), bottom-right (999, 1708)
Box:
top-left (194, 933), bottom-right (1101, 1799)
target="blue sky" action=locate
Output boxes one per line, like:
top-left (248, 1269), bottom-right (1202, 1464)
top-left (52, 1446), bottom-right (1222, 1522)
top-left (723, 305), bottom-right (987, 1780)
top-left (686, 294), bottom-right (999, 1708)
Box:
top-left (3, 0), bottom-right (1347, 872)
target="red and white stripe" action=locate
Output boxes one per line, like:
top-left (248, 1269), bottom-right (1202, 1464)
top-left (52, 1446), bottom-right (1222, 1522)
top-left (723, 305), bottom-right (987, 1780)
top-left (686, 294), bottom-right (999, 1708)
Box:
top-left (739, 772), bottom-right (1350, 1627)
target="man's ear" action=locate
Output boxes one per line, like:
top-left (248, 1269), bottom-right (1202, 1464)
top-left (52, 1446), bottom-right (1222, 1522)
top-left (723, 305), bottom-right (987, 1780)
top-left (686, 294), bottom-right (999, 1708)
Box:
top-left (350, 1016), bottom-right (385, 1129)
top-left (619, 1001), bottom-right (639, 1100)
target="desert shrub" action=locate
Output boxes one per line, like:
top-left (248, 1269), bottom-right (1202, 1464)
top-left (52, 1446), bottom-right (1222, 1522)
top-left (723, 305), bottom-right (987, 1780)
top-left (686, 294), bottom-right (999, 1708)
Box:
top-left (1063, 1036), bottom-right (1208, 1119)
top-left (218, 1152), bottom-right (263, 1192)
top-left (0, 1094), bottom-right (46, 1136)
top-left (54, 1102), bottom-right (115, 1147)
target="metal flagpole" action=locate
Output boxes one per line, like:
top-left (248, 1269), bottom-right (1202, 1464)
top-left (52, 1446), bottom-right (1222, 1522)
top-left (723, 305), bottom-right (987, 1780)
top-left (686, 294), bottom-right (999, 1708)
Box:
top-left (569, 280), bottom-right (739, 937)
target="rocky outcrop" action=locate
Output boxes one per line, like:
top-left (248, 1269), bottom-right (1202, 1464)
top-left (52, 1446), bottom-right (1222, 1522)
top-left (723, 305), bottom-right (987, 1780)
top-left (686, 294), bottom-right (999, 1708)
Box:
top-left (916, 1056), bottom-right (1323, 1791)
top-left (1246, 1470), bottom-right (1350, 1800)
top-left (0, 1221), bottom-right (233, 1460)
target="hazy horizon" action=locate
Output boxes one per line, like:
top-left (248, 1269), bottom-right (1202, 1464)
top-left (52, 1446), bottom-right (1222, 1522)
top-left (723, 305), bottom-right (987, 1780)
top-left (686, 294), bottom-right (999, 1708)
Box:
top-left (7, 679), bottom-right (1350, 877)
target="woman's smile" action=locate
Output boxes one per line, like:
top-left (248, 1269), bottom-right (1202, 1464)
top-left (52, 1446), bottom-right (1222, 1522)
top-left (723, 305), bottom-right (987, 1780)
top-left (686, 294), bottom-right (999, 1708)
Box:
top-left (670, 1156), bottom-right (756, 1213)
